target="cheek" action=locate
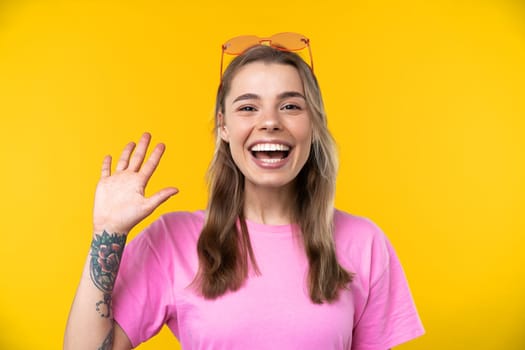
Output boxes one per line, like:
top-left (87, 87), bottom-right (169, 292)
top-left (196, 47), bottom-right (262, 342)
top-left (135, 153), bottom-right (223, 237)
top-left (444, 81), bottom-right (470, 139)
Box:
top-left (224, 126), bottom-right (250, 155)
top-left (224, 121), bottom-right (252, 141)
top-left (296, 122), bottom-right (314, 145)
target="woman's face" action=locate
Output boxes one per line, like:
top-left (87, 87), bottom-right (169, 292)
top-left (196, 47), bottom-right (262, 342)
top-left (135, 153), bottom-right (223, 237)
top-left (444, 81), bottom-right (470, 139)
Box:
top-left (219, 62), bottom-right (313, 192)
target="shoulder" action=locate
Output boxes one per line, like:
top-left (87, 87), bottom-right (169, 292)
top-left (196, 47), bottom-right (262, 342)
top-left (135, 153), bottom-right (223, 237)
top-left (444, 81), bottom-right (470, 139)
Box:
top-left (129, 210), bottom-right (206, 251)
top-left (337, 209), bottom-right (425, 347)
top-left (333, 209), bottom-right (391, 284)
top-left (333, 209), bottom-right (387, 247)
top-left (153, 210), bottom-right (206, 233)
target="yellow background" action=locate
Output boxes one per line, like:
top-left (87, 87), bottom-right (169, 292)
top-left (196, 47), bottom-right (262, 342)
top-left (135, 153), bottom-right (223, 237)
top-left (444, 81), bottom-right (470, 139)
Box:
top-left (1, 0), bottom-right (524, 349)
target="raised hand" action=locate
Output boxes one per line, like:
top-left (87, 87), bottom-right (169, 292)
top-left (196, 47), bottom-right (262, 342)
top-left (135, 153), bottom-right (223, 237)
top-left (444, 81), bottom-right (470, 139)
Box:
top-left (92, 132), bottom-right (178, 235)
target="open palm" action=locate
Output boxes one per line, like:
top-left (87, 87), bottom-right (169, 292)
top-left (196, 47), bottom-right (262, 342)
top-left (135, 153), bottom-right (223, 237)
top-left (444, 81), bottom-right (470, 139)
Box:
top-left (92, 133), bottom-right (178, 235)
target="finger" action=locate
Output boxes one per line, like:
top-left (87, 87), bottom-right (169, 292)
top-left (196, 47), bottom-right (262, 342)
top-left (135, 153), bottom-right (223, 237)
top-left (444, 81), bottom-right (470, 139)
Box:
top-left (128, 132), bottom-right (151, 172)
top-left (140, 143), bottom-right (166, 183)
top-left (101, 155), bottom-right (112, 178)
top-left (116, 142), bottom-right (136, 171)
top-left (144, 187), bottom-right (179, 213)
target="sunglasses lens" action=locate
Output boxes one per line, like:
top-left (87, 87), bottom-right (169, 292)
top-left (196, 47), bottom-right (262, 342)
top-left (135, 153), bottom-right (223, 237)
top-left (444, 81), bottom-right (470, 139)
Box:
top-left (223, 35), bottom-right (260, 55)
top-left (220, 32), bottom-right (313, 80)
top-left (270, 32), bottom-right (309, 51)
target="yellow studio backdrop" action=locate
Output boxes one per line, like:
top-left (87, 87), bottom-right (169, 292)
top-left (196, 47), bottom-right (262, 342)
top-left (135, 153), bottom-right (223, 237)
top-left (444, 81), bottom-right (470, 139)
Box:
top-left (0, 0), bottom-right (524, 348)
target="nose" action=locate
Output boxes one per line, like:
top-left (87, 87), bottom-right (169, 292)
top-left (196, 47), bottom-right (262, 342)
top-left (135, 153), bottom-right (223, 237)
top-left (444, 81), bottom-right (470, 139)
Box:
top-left (258, 109), bottom-right (282, 132)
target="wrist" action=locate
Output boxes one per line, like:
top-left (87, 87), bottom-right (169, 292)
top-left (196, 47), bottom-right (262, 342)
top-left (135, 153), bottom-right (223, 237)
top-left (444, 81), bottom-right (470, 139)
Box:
top-left (92, 224), bottom-right (129, 237)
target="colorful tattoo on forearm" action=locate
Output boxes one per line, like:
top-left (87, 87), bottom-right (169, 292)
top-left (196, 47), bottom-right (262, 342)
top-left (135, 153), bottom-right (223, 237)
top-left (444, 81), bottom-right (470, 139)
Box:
top-left (89, 231), bottom-right (127, 318)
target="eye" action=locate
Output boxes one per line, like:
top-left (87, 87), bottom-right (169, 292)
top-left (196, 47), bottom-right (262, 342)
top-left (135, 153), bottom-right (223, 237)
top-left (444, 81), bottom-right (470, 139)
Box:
top-left (281, 104), bottom-right (302, 111)
top-left (238, 105), bottom-right (257, 112)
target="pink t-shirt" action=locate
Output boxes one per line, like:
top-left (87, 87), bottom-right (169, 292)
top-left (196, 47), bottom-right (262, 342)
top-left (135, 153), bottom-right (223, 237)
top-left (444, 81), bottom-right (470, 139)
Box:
top-left (113, 210), bottom-right (424, 349)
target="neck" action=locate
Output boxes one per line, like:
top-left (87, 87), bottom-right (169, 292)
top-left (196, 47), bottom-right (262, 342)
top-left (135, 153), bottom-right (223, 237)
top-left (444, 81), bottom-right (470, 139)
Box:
top-left (243, 182), bottom-right (295, 225)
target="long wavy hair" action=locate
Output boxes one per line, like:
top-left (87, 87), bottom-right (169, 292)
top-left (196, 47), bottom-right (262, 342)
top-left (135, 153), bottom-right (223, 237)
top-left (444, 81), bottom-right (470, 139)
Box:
top-left (194, 45), bottom-right (353, 304)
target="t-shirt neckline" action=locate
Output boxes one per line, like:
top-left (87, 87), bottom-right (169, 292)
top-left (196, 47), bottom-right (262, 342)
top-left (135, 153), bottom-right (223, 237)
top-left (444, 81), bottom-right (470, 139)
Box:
top-left (243, 217), bottom-right (299, 235)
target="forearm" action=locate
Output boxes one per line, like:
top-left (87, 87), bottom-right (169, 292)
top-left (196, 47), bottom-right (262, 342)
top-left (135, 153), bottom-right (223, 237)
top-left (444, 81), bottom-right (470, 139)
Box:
top-left (64, 230), bottom-right (127, 350)
top-left (65, 133), bottom-right (176, 349)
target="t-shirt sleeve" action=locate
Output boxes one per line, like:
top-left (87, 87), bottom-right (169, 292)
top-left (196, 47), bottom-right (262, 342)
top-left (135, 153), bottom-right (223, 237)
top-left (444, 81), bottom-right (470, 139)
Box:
top-left (352, 234), bottom-right (425, 350)
top-left (112, 220), bottom-right (175, 348)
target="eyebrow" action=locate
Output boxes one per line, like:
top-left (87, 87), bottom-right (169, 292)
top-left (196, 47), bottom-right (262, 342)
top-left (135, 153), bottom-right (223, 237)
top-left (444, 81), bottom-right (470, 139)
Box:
top-left (232, 91), bottom-right (306, 104)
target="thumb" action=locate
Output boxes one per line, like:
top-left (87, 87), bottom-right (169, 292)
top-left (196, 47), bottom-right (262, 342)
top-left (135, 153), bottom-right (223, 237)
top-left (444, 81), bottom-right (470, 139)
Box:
top-left (144, 187), bottom-right (179, 212)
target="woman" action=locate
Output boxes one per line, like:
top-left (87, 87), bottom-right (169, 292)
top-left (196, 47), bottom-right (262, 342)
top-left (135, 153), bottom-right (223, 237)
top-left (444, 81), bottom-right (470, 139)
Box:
top-left (65, 33), bottom-right (424, 349)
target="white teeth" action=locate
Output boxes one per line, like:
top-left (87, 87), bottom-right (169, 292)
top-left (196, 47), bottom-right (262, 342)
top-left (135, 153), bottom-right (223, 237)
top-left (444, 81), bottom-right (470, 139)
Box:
top-left (250, 143), bottom-right (290, 152)
top-left (259, 158), bottom-right (282, 164)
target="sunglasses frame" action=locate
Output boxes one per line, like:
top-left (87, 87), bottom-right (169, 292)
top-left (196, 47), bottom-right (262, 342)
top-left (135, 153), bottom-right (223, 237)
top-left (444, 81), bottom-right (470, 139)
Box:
top-left (219, 32), bottom-right (314, 81)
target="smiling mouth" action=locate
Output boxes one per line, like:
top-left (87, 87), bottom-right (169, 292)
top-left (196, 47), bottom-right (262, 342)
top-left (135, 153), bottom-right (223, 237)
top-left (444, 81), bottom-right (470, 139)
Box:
top-left (250, 143), bottom-right (291, 162)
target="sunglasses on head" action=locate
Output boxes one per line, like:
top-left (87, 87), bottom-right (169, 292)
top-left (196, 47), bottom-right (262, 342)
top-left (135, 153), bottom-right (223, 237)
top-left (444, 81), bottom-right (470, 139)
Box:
top-left (220, 32), bottom-right (313, 80)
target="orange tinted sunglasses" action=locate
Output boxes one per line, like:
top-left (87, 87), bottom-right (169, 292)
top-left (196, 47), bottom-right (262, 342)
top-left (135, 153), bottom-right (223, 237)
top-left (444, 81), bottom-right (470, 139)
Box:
top-left (220, 32), bottom-right (313, 80)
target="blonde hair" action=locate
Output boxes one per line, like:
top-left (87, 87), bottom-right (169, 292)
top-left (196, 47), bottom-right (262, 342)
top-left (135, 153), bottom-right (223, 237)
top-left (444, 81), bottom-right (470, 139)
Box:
top-left (194, 45), bottom-right (353, 303)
